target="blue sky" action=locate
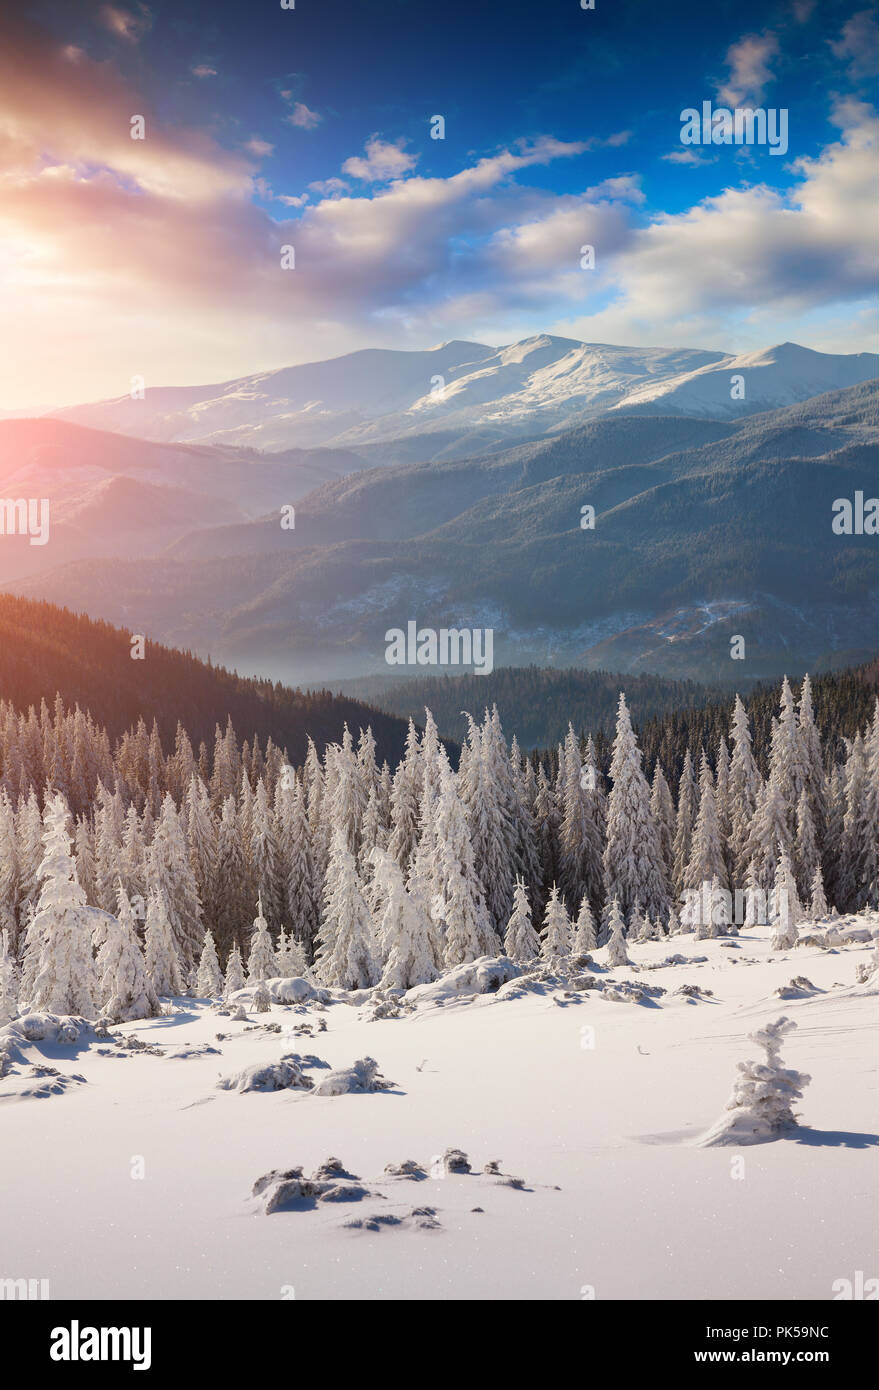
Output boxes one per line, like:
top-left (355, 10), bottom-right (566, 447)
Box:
top-left (3, 0), bottom-right (879, 405)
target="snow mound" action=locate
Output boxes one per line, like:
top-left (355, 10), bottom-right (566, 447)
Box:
top-left (227, 977), bottom-right (328, 1011)
top-left (343, 1206), bottom-right (441, 1232)
top-left (0, 1014), bottom-right (104, 1096)
top-left (384, 1159), bottom-right (427, 1180)
top-left (404, 956), bottom-right (520, 1008)
top-left (253, 1158), bottom-right (372, 1213)
top-left (430, 1147), bottom-right (472, 1176)
top-left (268, 976), bottom-right (328, 1005)
top-left (775, 976), bottom-right (821, 1000)
top-left (217, 1055), bottom-right (315, 1093)
top-left (311, 1056), bottom-right (394, 1096)
top-left (598, 979), bottom-right (666, 1004)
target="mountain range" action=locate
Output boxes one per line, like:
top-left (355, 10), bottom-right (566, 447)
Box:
top-left (49, 336), bottom-right (879, 460)
top-left (3, 335), bottom-right (879, 687)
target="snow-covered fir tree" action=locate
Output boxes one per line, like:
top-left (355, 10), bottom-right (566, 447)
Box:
top-left (28, 793), bottom-right (99, 1017)
top-left (376, 854), bottom-right (436, 990)
top-left (572, 893), bottom-right (598, 955)
top-left (196, 928), bottom-right (224, 998)
top-left (605, 898), bottom-right (631, 967)
top-left (246, 895), bottom-right (276, 982)
top-left (314, 830), bottom-right (378, 989)
top-left (504, 876), bottom-right (541, 961)
top-left (540, 883), bottom-right (571, 963)
top-left (144, 887), bottom-right (184, 999)
top-left (603, 694), bottom-right (668, 920)
top-left (96, 884), bottom-right (160, 1022)
top-left (223, 941), bottom-right (245, 998)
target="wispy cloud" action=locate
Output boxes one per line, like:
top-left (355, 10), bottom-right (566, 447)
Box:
top-left (287, 101), bottom-right (322, 130)
top-left (830, 9), bottom-right (879, 79)
top-left (716, 31), bottom-right (779, 106)
top-left (98, 3), bottom-right (152, 44)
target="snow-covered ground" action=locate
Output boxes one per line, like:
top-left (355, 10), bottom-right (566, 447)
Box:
top-left (2, 918), bottom-right (878, 1301)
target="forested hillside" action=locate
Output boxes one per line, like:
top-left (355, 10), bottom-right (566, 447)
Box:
top-left (0, 594), bottom-right (412, 767)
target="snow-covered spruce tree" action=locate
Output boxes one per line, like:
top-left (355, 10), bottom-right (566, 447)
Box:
top-left (532, 764), bottom-right (560, 913)
top-left (314, 829), bottom-right (378, 989)
top-left (838, 732), bottom-right (869, 911)
top-left (742, 858), bottom-right (768, 929)
top-left (605, 898), bottom-right (631, 967)
top-left (29, 792), bottom-right (99, 1017)
top-left (0, 927), bottom-right (18, 1024)
top-left (572, 893), bottom-right (598, 955)
top-left (728, 695), bottom-right (762, 874)
top-left (509, 735), bottom-right (543, 915)
top-left (0, 790), bottom-right (19, 950)
top-left (809, 864), bottom-right (829, 919)
top-left (794, 788), bottom-right (820, 905)
top-left (377, 854), bottom-right (436, 990)
top-left (742, 770), bottom-right (792, 893)
top-left (431, 767), bottom-right (494, 967)
top-left (213, 795), bottom-right (252, 957)
top-left (671, 749), bottom-right (697, 896)
top-left (148, 793), bottom-right (202, 969)
top-left (387, 720), bottom-right (421, 875)
top-left (327, 726), bottom-right (368, 857)
top-left (143, 886), bottom-right (185, 999)
top-left (770, 850), bottom-right (802, 949)
top-left (96, 884), bottom-right (160, 1022)
top-left (797, 675), bottom-right (827, 847)
top-left (504, 876), bottom-right (541, 962)
top-left (699, 1017), bottom-right (811, 1146)
top-left (666, 907), bottom-right (681, 936)
top-left (861, 703), bottom-right (879, 908)
top-left (603, 694), bottom-right (668, 921)
top-left (558, 724), bottom-right (604, 917)
top-left (282, 781), bottom-right (319, 958)
top-left (251, 978), bottom-right (271, 1013)
top-left (540, 883), bottom-right (571, 963)
top-left (275, 928), bottom-right (308, 977)
top-left (769, 677), bottom-right (807, 828)
top-left (458, 711), bottom-right (518, 937)
top-left (405, 802), bottom-right (445, 972)
top-left (650, 762), bottom-right (676, 887)
top-left (94, 782), bottom-right (125, 915)
top-left (247, 895), bottom-right (276, 982)
top-left (627, 900), bottom-right (647, 941)
top-left (223, 941), bottom-right (245, 998)
top-left (685, 753), bottom-right (728, 893)
top-left (16, 788), bottom-right (44, 932)
top-left (196, 929), bottom-right (224, 998)
top-left (185, 774), bottom-right (217, 929)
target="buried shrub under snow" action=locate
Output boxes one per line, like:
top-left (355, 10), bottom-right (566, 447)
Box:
top-left (698, 1016), bottom-right (811, 1146)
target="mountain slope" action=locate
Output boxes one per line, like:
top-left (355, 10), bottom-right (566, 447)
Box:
top-left (13, 375), bottom-right (879, 686)
top-left (616, 342), bottom-right (879, 420)
top-left (49, 335), bottom-right (879, 459)
top-left (0, 419), bottom-right (364, 581)
top-left (0, 593), bottom-right (414, 766)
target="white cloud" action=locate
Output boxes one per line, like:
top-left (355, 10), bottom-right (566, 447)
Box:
top-left (191, 64), bottom-right (217, 79)
top-left (717, 32), bottom-right (779, 107)
top-left (661, 149), bottom-right (714, 166)
top-left (830, 10), bottom-right (879, 79)
top-left (342, 137), bottom-right (418, 182)
top-left (287, 101), bottom-right (322, 130)
top-left (243, 137), bottom-right (274, 158)
top-left (308, 177), bottom-right (349, 197)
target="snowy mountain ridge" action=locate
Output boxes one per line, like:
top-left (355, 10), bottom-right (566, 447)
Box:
top-left (51, 336), bottom-right (879, 457)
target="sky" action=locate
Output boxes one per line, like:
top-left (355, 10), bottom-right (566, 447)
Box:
top-left (2, 0), bottom-right (879, 409)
